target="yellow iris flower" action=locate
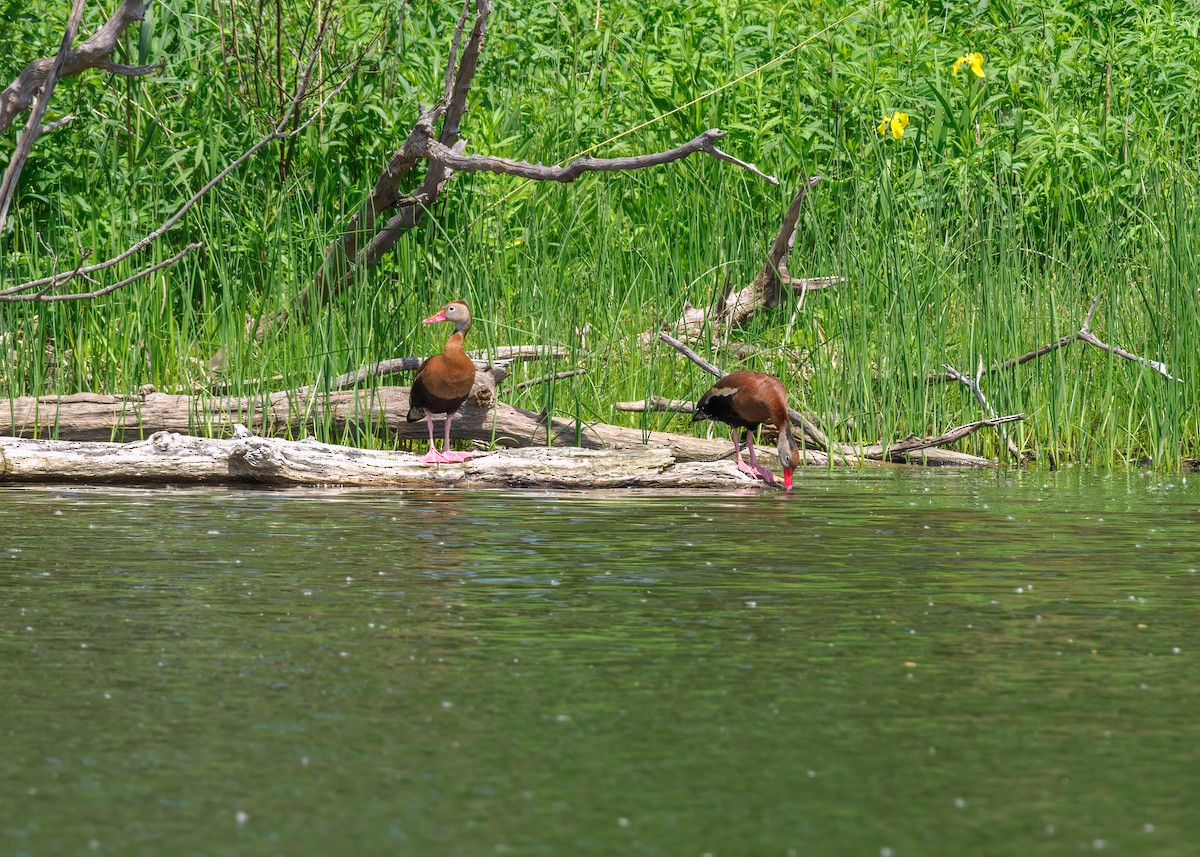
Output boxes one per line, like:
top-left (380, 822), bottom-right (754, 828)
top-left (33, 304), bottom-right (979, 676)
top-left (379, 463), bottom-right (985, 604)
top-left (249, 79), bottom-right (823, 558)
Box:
top-left (877, 111), bottom-right (909, 140)
top-left (953, 52), bottom-right (985, 78)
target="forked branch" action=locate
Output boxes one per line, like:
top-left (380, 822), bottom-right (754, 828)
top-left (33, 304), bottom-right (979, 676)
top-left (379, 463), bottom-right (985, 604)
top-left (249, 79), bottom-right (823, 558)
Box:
top-left (0, 0), bottom-right (87, 233)
top-left (242, 0), bottom-right (779, 362)
top-left (0, 0), bottom-right (159, 136)
top-left (418, 130), bottom-right (777, 185)
top-left (2, 13), bottom-right (344, 302)
top-left (929, 295), bottom-right (1181, 384)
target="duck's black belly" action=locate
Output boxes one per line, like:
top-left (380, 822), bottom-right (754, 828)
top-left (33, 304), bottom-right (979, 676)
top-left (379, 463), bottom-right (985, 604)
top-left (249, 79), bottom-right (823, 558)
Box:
top-left (695, 389), bottom-right (759, 430)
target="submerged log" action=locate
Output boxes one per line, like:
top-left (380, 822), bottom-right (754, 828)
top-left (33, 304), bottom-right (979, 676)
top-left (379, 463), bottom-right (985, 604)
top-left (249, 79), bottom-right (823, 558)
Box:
top-left (0, 432), bottom-right (767, 490)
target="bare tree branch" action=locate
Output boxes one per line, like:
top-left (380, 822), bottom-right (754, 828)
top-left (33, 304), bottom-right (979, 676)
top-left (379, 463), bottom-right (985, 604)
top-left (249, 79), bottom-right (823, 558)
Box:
top-left (1076, 330), bottom-right (1181, 382)
top-left (0, 0), bottom-right (157, 136)
top-left (943, 362), bottom-right (1024, 461)
top-left (512, 369), bottom-right (587, 391)
top-left (2, 14), bottom-right (342, 302)
top-left (928, 294), bottom-right (1180, 384)
top-left (615, 396), bottom-right (696, 414)
top-left (871, 414), bottom-right (1025, 460)
top-left (0, 243), bottom-right (201, 303)
top-left (644, 177), bottom-right (836, 345)
top-left (0, 0), bottom-right (87, 233)
top-left (36, 113), bottom-right (76, 135)
top-left (722, 176), bottom-right (822, 325)
top-left (418, 130), bottom-right (778, 184)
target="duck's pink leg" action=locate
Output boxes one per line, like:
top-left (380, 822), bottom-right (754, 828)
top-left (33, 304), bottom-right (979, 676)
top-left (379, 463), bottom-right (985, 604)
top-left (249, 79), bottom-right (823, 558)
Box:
top-left (743, 432), bottom-right (777, 485)
top-left (419, 416), bottom-right (451, 463)
top-left (731, 428), bottom-right (759, 479)
top-left (439, 416), bottom-right (476, 463)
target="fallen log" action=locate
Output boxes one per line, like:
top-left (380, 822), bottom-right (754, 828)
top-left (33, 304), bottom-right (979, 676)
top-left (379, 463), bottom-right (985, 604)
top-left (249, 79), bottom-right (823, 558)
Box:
top-left (0, 377), bottom-right (741, 463)
top-left (0, 432), bottom-right (762, 490)
top-left (1, 377), bottom-right (1002, 468)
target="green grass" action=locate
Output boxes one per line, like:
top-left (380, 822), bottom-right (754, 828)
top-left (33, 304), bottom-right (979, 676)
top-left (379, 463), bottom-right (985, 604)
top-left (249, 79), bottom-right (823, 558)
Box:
top-left (1, 0), bottom-right (1198, 465)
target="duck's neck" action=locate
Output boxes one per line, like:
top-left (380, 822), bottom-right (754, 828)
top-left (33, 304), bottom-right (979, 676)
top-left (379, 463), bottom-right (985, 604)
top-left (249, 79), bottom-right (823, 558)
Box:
top-left (444, 328), bottom-right (468, 357)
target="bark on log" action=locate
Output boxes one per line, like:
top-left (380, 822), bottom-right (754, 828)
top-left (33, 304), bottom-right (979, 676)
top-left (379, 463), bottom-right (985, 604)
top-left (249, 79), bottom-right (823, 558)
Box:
top-left (0, 378), bottom-right (746, 463)
top-left (0, 433), bottom-right (764, 490)
top-left (0, 384), bottom-right (998, 468)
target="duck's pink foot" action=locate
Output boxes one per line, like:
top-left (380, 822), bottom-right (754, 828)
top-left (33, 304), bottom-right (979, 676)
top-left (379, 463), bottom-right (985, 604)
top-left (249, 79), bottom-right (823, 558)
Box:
top-left (735, 458), bottom-right (776, 485)
top-left (752, 464), bottom-right (777, 485)
top-left (440, 450), bottom-right (476, 463)
top-left (419, 448), bottom-right (452, 464)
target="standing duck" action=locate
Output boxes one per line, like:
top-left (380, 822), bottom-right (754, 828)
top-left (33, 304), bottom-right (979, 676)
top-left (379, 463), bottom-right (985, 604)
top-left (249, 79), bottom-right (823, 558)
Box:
top-left (408, 301), bottom-right (477, 463)
top-left (693, 371), bottom-right (800, 490)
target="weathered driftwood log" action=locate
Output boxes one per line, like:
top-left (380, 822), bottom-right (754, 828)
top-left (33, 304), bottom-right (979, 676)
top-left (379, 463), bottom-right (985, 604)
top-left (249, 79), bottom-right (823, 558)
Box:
top-left (0, 376), bottom-right (747, 463)
top-left (2, 373), bottom-right (1005, 469)
top-left (0, 433), bottom-right (762, 490)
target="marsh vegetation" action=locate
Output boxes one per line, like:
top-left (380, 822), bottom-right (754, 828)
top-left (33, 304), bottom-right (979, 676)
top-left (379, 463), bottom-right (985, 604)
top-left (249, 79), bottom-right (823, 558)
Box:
top-left (2, 0), bottom-right (1197, 466)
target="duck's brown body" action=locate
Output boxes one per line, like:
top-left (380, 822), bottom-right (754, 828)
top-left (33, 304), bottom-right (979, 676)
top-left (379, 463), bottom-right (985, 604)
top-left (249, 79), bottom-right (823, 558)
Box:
top-left (408, 301), bottom-right (476, 463)
top-left (408, 331), bottom-right (474, 420)
top-left (694, 370), bottom-right (799, 490)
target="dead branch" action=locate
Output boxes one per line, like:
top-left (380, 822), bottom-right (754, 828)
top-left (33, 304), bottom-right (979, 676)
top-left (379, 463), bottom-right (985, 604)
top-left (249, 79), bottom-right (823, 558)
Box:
top-left (658, 331), bottom-right (725, 377)
top-left (0, 0), bottom-right (86, 233)
top-left (1076, 329), bottom-right (1181, 382)
top-left (36, 114), bottom-right (76, 135)
top-left (0, 0), bottom-right (158, 136)
top-left (2, 13), bottom-right (343, 302)
top-left (615, 397), bottom-right (696, 414)
top-left (0, 242), bottom-right (201, 303)
top-left (417, 129), bottom-right (777, 184)
top-left (928, 295), bottom-right (1180, 384)
top-left (512, 369), bottom-right (587, 391)
top-left (644, 178), bottom-right (841, 345)
top-left (865, 414), bottom-right (1025, 462)
top-left (723, 176), bottom-right (823, 325)
top-left (943, 362), bottom-right (1024, 461)
top-left (238, 0), bottom-right (778, 363)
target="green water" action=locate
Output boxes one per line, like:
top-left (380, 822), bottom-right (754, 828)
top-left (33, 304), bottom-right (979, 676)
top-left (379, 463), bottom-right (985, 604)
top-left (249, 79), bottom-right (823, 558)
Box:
top-left (2, 472), bottom-right (1198, 856)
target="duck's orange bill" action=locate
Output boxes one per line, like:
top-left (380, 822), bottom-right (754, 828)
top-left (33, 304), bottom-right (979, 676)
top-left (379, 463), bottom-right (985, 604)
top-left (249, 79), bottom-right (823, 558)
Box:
top-left (422, 311), bottom-right (447, 324)
top-left (783, 468), bottom-right (794, 492)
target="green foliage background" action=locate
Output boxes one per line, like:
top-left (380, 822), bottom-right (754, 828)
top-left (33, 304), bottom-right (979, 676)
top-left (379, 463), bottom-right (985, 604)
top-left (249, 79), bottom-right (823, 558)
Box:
top-left (2, 0), bottom-right (1198, 465)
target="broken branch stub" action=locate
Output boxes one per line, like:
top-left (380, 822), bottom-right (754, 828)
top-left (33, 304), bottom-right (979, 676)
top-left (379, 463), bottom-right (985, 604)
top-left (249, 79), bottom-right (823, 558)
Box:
top-left (646, 177), bottom-right (840, 343)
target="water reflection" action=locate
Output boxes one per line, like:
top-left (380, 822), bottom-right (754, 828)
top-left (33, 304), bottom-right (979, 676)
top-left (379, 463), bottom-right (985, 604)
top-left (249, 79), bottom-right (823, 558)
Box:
top-left (1, 471), bottom-right (1197, 855)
